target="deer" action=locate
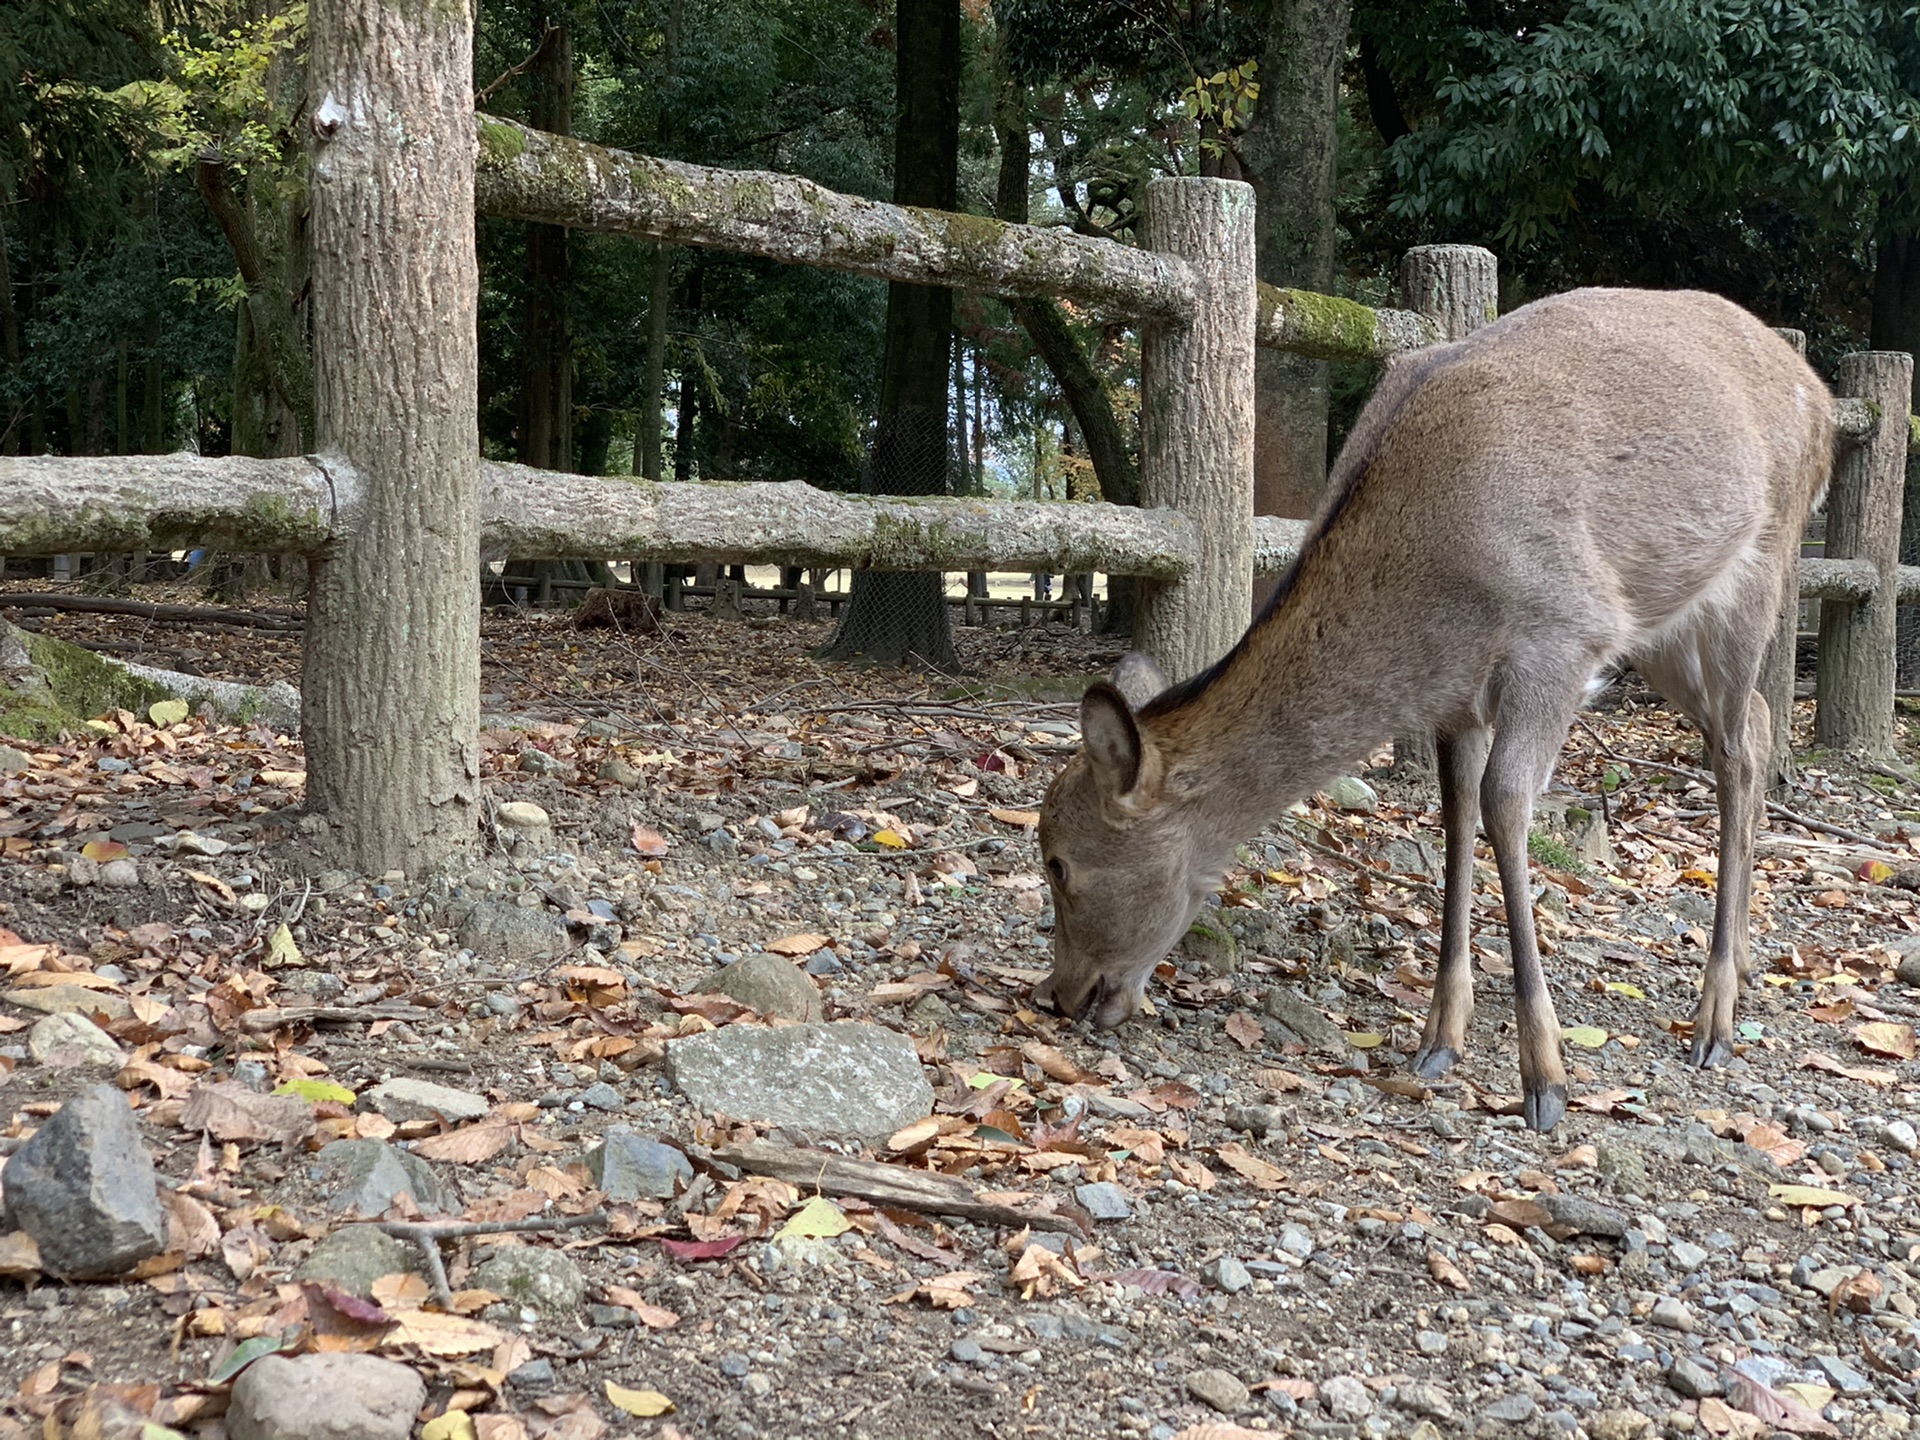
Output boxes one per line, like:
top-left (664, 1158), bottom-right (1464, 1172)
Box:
top-left (1034, 287), bottom-right (1833, 1131)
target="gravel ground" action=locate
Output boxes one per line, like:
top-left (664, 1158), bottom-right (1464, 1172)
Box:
top-left (1, 604), bottom-right (1918, 1440)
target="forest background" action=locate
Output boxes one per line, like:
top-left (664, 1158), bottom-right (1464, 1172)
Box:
top-left (4, 0), bottom-right (1918, 641)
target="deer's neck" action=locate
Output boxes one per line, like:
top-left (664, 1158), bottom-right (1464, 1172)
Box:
top-left (1147, 580), bottom-right (1418, 843)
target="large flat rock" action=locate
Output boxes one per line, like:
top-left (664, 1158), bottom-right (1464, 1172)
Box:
top-left (665, 1021), bottom-right (932, 1139)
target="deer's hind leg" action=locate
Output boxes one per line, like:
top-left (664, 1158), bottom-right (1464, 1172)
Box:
top-left (1480, 682), bottom-right (1586, 1132)
top-left (1637, 626), bottom-right (1769, 1069)
top-left (1413, 726), bottom-right (1492, 1080)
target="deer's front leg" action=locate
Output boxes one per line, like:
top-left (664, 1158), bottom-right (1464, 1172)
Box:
top-left (1479, 714), bottom-right (1570, 1133)
top-left (1413, 729), bottom-right (1491, 1080)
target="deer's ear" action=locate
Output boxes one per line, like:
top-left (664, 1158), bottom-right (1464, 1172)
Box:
top-left (1081, 681), bottom-right (1145, 798)
top-left (1110, 652), bottom-right (1169, 710)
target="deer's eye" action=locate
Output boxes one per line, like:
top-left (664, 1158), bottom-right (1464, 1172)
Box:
top-left (1045, 856), bottom-right (1070, 892)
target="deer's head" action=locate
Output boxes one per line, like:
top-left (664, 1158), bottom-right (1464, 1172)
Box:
top-left (1034, 655), bottom-right (1219, 1028)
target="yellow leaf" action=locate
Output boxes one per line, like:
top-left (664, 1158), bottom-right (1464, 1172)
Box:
top-left (263, 923), bottom-right (303, 969)
top-left (605, 1383), bottom-right (674, 1418)
top-left (422, 1412), bottom-right (477, 1440)
top-left (80, 838), bottom-right (129, 863)
top-left (873, 829), bottom-right (909, 849)
top-left (1602, 981), bottom-right (1644, 999)
top-left (775, 1196), bottom-right (851, 1240)
top-left (1680, 868), bottom-right (1717, 886)
top-left (1345, 1032), bottom-right (1384, 1048)
top-left (1767, 1184), bottom-right (1858, 1209)
top-left (1858, 860), bottom-right (1894, 885)
top-left (1562, 1025), bottom-right (1609, 1049)
top-left (149, 698), bottom-right (190, 727)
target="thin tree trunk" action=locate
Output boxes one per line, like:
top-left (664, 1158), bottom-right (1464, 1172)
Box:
top-left (0, 203), bottom-right (20, 456)
top-left (1876, 226), bottom-right (1920, 687)
top-left (304, 0), bottom-right (481, 873)
top-left (635, 0), bottom-right (682, 482)
top-left (1235, 0), bottom-right (1352, 612)
top-left (822, 0), bottom-right (960, 670)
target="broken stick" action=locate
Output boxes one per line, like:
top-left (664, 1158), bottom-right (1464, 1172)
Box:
top-left (355, 1210), bottom-right (608, 1309)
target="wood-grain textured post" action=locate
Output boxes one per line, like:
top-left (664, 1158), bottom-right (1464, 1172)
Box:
top-left (1761, 328), bottom-right (1809, 791)
top-left (1816, 351), bottom-right (1915, 757)
top-left (1132, 177), bottom-right (1257, 682)
top-left (304, 0), bottom-right (481, 872)
top-left (1394, 245), bottom-right (1498, 780)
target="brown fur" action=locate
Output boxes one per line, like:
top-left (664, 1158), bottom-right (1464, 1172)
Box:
top-left (1036, 288), bottom-right (1834, 1130)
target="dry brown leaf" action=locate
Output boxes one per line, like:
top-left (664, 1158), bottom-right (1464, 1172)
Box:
top-left (1018, 1040), bottom-right (1099, 1085)
top-left (1569, 1254), bottom-right (1610, 1276)
top-left (1800, 1051), bottom-right (1897, 1086)
top-left (766, 932), bottom-right (829, 956)
top-left (179, 1082), bottom-right (314, 1146)
top-left (602, 1284), bottom-right (679, 1329)
top-left (1698, 1397), bottom-right (1769, 1440)
top-left (412, 1122), bottom-right (516, 1165)
top-left (1741, 1120), bottom-right (1806, 1168)
top-left (162, 1190), bottom-right (220, 1259)
top-left (1223, 1012), bottom-right (1264, 1050)
top-left (1723, 1369), bottom-right (1837, 1438)
top-left (1166, 1155), bottom-right (1216, 1191)
top-left (886, 1270), bottom-right (984, 1309)
top-left (0, 1230), bottom-right (41, 1281)
top-left (1484, 1199), bottom-right (1554, 1231)
top-left (1169, 1426), bottom-right (1272, 1440)
top-left (1427, 1250), bottom-right (1471, 1292)
top-left (1853, 1021), bottom-right (1917, 1060)
top-left (1009, 1243), bottom-right (1084, 1298)
top-left (1214, 1142), bottom-right (1287, 1191)
top-left (989, 808), bottom-right (1040, 827)
top-left (386, 1309), bottom-right (507, 1356)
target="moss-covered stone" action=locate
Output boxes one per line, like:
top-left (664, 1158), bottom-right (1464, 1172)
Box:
top-left (0, 622), bottom-right (174, 741)
top-left (476, 117), bottom-right (527, 169)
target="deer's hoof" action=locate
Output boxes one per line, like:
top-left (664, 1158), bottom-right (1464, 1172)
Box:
top-left (1522, 1083), bottom-right (1568, 1133)
top-left (1410, 1045), bottom-right (1459, 1081)
top-left (1689, 1032), bottom-right (1734, 1069)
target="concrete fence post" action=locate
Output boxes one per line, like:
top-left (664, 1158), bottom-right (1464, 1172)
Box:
top-left (1393, 245), bottom-right (1498, 782)
top-left (1132, 177), bottom-right (1257, 683)
top-left (1816, 351), bottom-right (1915, 757)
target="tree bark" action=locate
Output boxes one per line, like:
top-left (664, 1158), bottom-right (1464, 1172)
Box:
top-left (519, 5), bottom-right (573, 473)
top-left (1235, 0), bottom-right (1353, 612)
top-left (635, 0), bottom-right (683, 483)
top-left (822, 0), bottom-right (961, 670)
top-left (305, 0), bottom-right (481, 873)
top-left (0, 202), bottom-right (20, 455)
top-left (1873, 229), bottom-right (1920, 687)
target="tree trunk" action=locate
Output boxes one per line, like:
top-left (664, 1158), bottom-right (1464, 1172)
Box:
top-left (1235, 0), bottom-right (1352, 612)
top-left (304, 0), bottom-right (481, 873)
top-left (635, 0), bottom-right (682, 483)
top-left (822, 0), bottom-right (960, 670)
top-left (1874, 228), bottom-right (1920, 687)
top-left (520, 8), bottom-right (573, 472)
top-left (0, 203), bottom-right (20, 455)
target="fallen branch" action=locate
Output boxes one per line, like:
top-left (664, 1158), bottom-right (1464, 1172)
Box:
top-left (1574, 719), bottom-right (1895, 852)
top-left (358, 1210), bottom-right (608, 1309)
top-left (709, 1139), bottom-right (1093, 1238)
top-left (0, 592), bottom-right (302, 631)
top-left (238, 1002), bottom-right (438, 1033)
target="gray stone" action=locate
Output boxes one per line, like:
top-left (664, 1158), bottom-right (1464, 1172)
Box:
top-left (1814, 1355), bottom-right (1872, 1394)
top-left (1393, 1382), bottom-right (1451, 1420)
top-left (507, 1358), bottom-right (556, 1388)
top-left (715, 952), bottom-right (823, 1023)
top-left (1540, 1193), bottom-right (1630, 1239)
top-left (1177, 921), bottom-right (1239, 977)
top-left (1259, 988), bottom-right (1345, 1055)
top-left (27, 1012), bottom-right (125, 1069)
top-left (2, 985), bottom-right (132, 1021)
top-left (1884, 1118), bottom-right (1918, 1154)
top-left (1666, 1357), bottom-right (1722, 1399)
top-left (458, 900), bottom-right (570, 962)
top-left (295, 1227), bottom-right (423, 1298)
top-left (1201, 1256), bottom-right (1252, 1293)
top-left (950, 1337), bottom-right (984, 1365)
top-left (1278, 1224), bottom-right (1315, 1258)
top-left (518, 750), bottom-right (570, 778)
top-left (597, 758), bottom-right (643, 786)
top-left (1588, 1411), bottom-right (1653, 1440)
top-left (99, 858), bottom-right (140, 887)
top-left (576, 1081), bottom-right (623, 1111)
top-left (1326, 776), bottom-right (1377, 813)
top-left (1185, 1368), bottom-right (1250, 1415)
top-left (1380, 837), bottom-right (1442, 880)
top-left (1320, 1374), bottom-right (1373, 1420)
top-left (496, 800), bottom-right (551, 830)
top-left (2, 1083), bottom-right (165, 1276)
top-left (471, 1246), bottom-right (585, 1315)
top-left (363, 1077), bottom-right (489, 1125)
top-left (1667, 1240), bottom-right (1710, 1271)
top-left (1898, 948), bottom-right (1920, 987)
top-left (0, 744), bottom-right (29, 774)
top-left (1415, 1330), bottom-right (1448, 1356)
top-left (227, 1353), bottom-right (425, 1440)
top-left (665, 1021), bottom-right (932, 1139)
top-left (1649, 1297), bottom-right (1695, 1332)
top-left (1479, 1395), bottom-right (1537, 1425)
top-left (1075, 1182), bottom-right (1133, 1221)
top-left (314, 1139), bottom-right (451, 1216)
top-left (1223, 1103), bottom-right (1287, 1136)
top-left (1595, 1140), bottom-right (1651, 1196)
top-left (587, 1129), bottom-right (692, 1200)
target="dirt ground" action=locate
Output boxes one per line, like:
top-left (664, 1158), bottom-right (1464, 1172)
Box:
top-left (1, 584), bottom-right (1919, 1440)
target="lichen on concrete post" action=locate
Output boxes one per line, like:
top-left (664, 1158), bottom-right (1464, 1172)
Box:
top-left (1393, 244), bottom-right (1498, 780)
top-left (1132, 177), bottom-right (1257, 683)
top-left (1816, 352), bottom-right (1915, 757)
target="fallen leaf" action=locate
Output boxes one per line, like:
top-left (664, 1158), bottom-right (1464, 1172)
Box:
top-left (605, 1383), bottom-right (674, 1418)
top-left (1018, 1041), bottom-right (1098, 1085)
top-left (1768, 1184), bottom-right (1858, 1209)
top-left (767, 932), bottom-right (829, 957)
top-left (1224, 1012), bottom-right (1264, 1050)
top-left (1561, 1025), bottom-right (1609, 1049)
top-left (629, 823), bottom-right (669, 857)
top-left (1108, 1267), bottom-right (1202, 1298)
top-left (1427, 1250), bottom-right (1471, 1292)
top-left (272, 1078), bottom-right (355, 1105)
top-left (1853, 1021), bottom-right (1917, 1060)
top-left (1800, 1051), bottom-right (1896, 1086)
top-left (1009, 1243), bottom-right (1084, 1298)
top-left (149, 699), bottom-right (190, 727)
top-left (775, 1197), bottom-right (851, 1240)
top-left (387, 1310), bottom-right (507, 1356)
top-left (0, 1230), bottom-right (41, 1280)
top-left (602, 1285), bottom-right (679, 1330)
top-left (659, 1236), bottom-right (744, 1263)
top-left (423, 1412), bottom-right (478, 1440)
top-left (180, 1083), bottom-right (315, 1147)
top-left (989, 809), bottom-right (1040, 828)
top-left (183, 870), bottom-right (237, 905)
top-left (873, 828), bottom-right (910, 849)
top-left (207, 1334), bottom-right (286, 1384)
top-left (1214, 1142), bottom-right (1287, 1190)
top-left (413, 1122), bottom-right (516, 1165)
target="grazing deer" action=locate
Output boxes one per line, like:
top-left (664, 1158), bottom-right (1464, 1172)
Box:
top-left (1035, 288), bottom-right (1832, 1131)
